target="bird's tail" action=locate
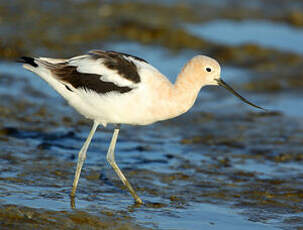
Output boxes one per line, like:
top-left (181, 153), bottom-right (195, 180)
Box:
top-left (18, 56), bottom-right (38, 67)
top-left (18, 56), bottom-right (71, 98)
top-left (18, 56), bottom-right (41, 73)
top-left (18, 56), bottom-right (67, 73)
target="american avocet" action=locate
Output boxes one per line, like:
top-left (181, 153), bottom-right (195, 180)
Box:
top-left (19, 50), bottom-right (264, 204)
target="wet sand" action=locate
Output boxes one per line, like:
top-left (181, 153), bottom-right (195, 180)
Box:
top-left (1, 0), bottom-right (303, 229)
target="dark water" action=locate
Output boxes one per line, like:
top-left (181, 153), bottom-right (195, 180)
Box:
top-left (1, 1), bottom-right (303, 229)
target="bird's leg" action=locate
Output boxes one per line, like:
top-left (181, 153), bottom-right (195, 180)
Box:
top-left (106, 125), bottom-right (143, 204)
top-left (70, 121), bottom-right (99, 198)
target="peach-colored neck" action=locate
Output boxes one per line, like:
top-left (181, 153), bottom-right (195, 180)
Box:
top-left (155, 61), bottom-right (205, 121)
top-left (174, 61), bottom-right (206, 92)
top-left (174, 63), bottom-right (205, 110)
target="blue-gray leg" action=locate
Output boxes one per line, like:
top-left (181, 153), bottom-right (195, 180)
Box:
top-left (71, 121), bottom-right (99, 197)
top-left (106, 125), bottom-right (143, 204)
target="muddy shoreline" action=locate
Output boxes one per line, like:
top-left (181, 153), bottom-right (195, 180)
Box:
top-left (1, 0), bottom-right (303, 229)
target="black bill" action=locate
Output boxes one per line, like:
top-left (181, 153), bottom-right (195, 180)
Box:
top-left (216, 79), bottom-right (265, 111)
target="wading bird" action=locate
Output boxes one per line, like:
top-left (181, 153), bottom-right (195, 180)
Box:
top-left (19, 50), bottom-right (264, 204)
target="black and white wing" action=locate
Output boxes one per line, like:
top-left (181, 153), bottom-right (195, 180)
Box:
top-left (20, 49), bottom-right (162, 96)
top-left (49, 50), bottom-right (153, 95)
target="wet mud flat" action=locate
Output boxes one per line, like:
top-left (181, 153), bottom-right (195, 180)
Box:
top-left (1, 67), bottom-right (303, 229)
top-left (1, 0), bottom-right (303, 229)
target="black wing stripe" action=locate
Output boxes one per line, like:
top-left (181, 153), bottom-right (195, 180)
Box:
top-left (88, 50), bottom-right (142, 83)
top-left (53, 65), bottom-right (133, 94)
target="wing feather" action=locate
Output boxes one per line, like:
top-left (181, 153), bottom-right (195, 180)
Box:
top-left (36, 50), bottom-right (161, 95)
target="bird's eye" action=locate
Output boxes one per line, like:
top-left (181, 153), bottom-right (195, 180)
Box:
top-left (206, 67), bottom-right (212, 72)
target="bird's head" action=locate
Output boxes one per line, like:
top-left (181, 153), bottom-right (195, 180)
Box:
top-left (191, 55), bottom-right (265, 111)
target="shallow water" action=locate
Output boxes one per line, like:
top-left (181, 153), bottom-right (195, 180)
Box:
top-left (1, 1), bottom-right (303, 230)
top-left (1, 42), bottom-right (303, 229)
top-left (186, 20), bottom-right (303, 54)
